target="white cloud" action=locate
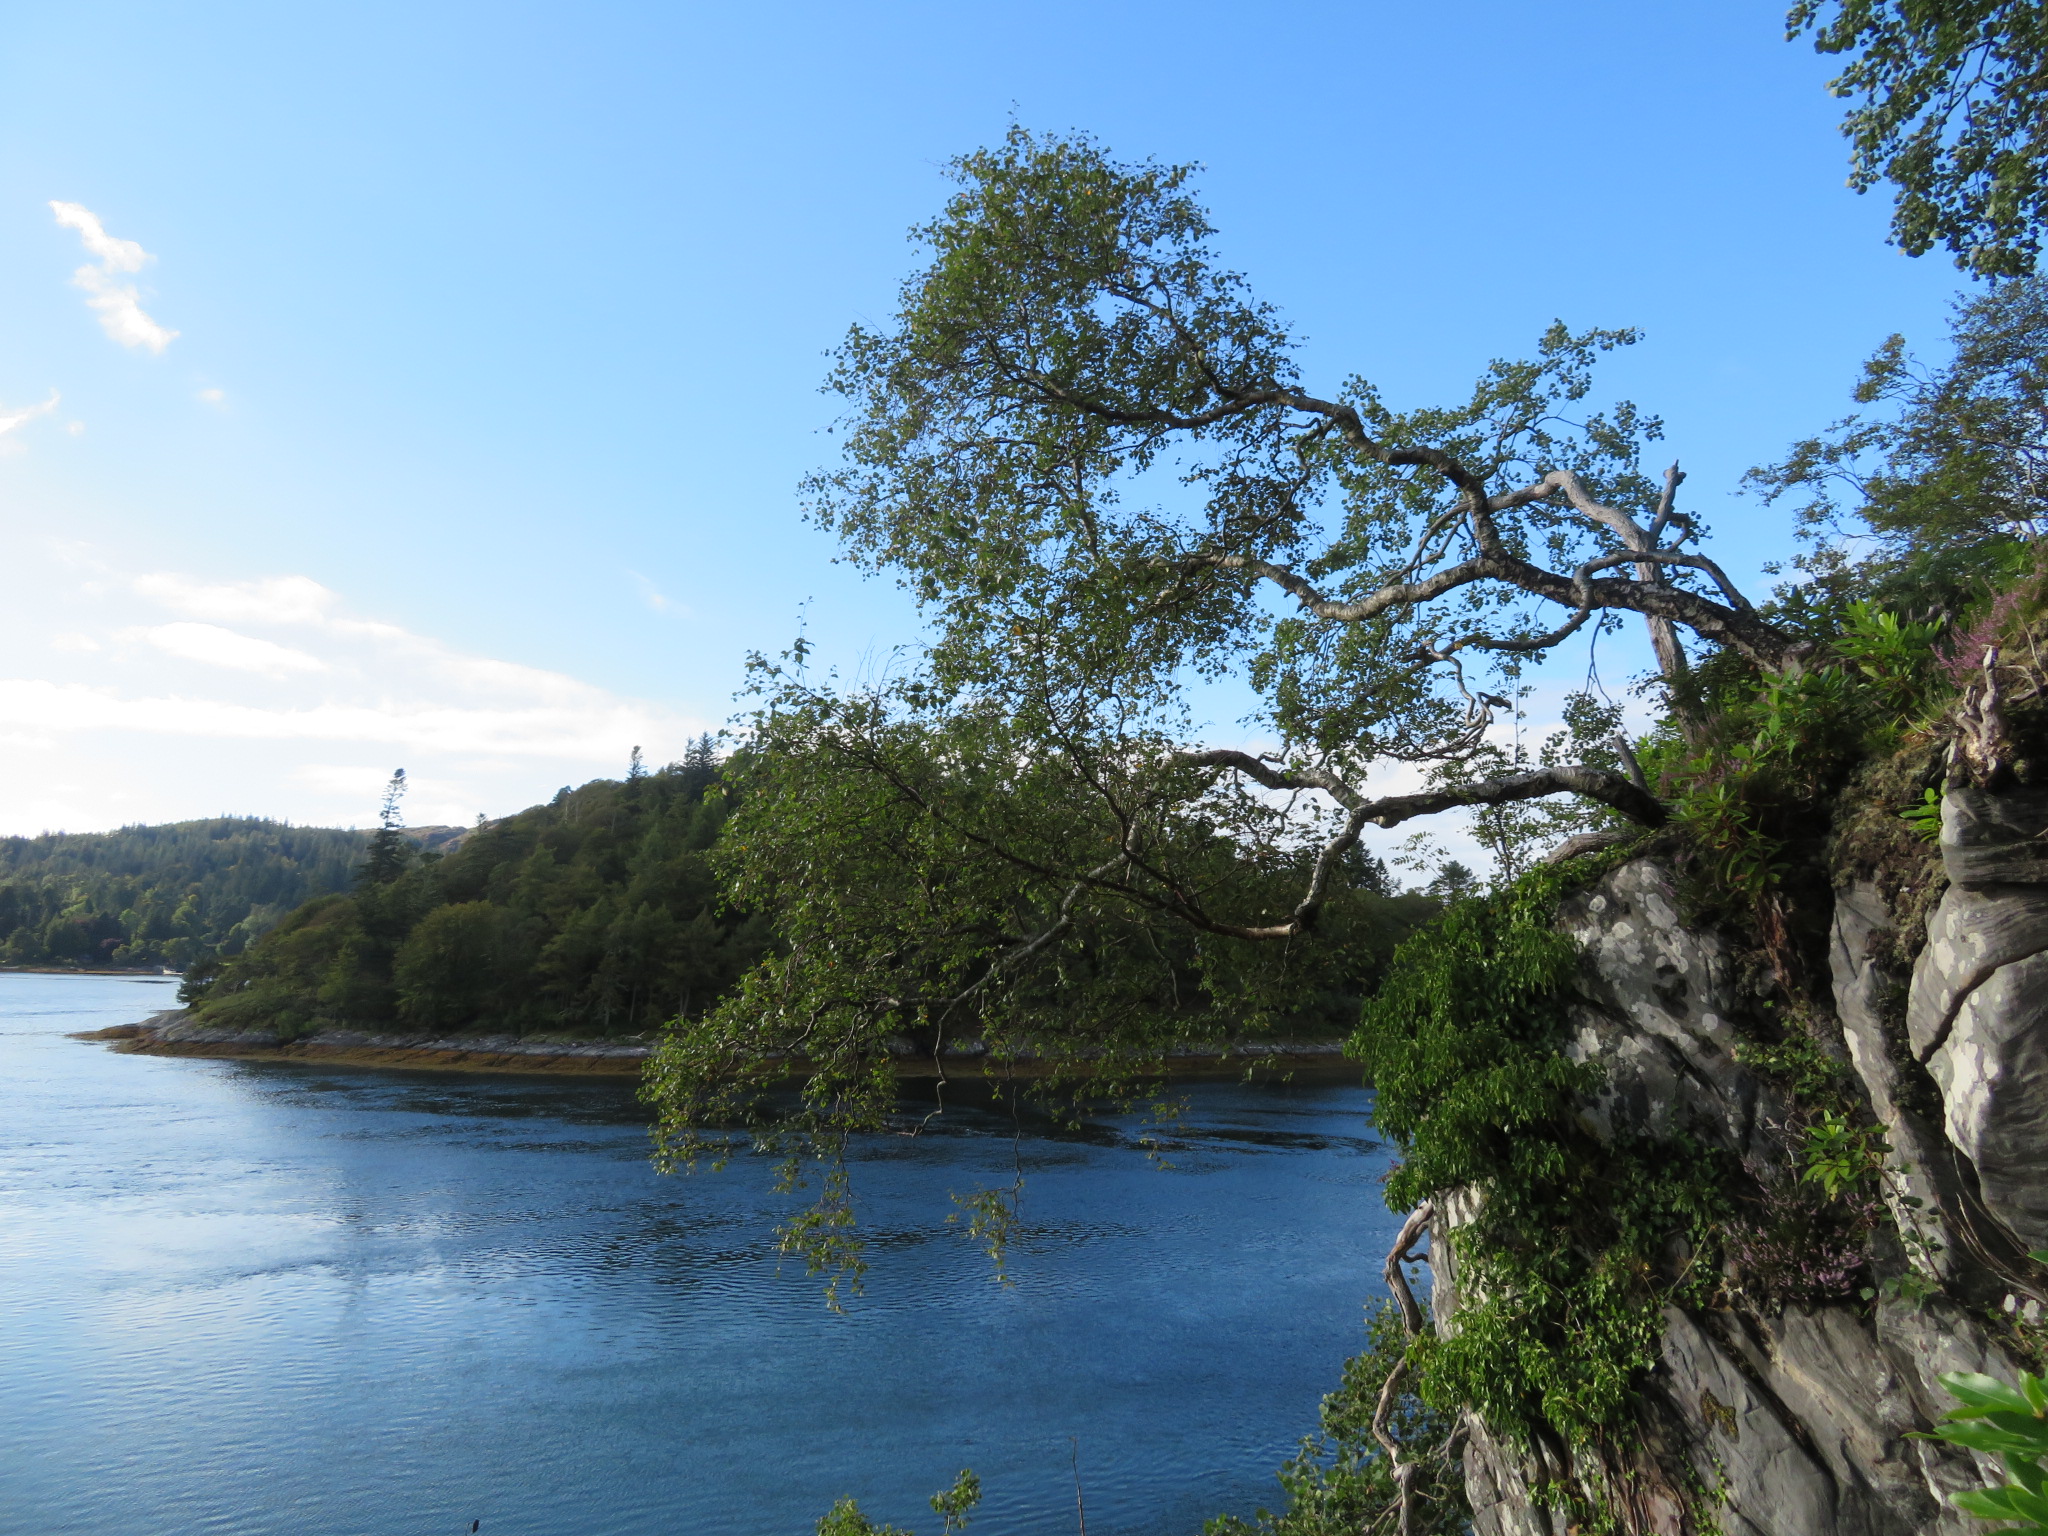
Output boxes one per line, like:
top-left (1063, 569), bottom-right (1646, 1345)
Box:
top-left (197, 388), bottom-right (225, 404)
top-left (132, 572), bottom-right (337, 625)
top-left (126, 571), bottom-right (622, 705)
top-left (49, 202), bottom-right (148, 272)
top-left (50, 201), bottom-right (178, 353)
top-left (0, 391), bottom-right (60, 436)
top-left (0, 679), bottom-right (663, 761)
top-left (140, 622), bottom-right (327, 678)
top-left (18, 563), bottom-right (697, 762)
top-left (71, 266), bottom-right (179, 353)
top-left (0, 557), bottom-right (705, 831)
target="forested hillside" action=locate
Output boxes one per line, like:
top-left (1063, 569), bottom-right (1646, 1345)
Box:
top-left (0, 818), bottom-right (393, 970)
top-left (184, 748), bottom-right (773, 1038)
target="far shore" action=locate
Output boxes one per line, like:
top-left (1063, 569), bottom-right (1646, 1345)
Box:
top-left (72, 1011), bottom-right (1356, 1082)
top-left (5, 965), bottom-right (181, 977)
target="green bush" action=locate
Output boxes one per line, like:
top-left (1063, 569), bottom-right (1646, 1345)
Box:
top-left (1923, 1370), bottom-right (2048, 1530)
top-left (1351, 857), bottom-right (1727, 1516)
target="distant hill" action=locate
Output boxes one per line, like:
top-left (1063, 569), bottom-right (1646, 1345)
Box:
top-left (0, 818), bottom-right (471, 971)
top-left (186, 750), bottom-right (769, 1038)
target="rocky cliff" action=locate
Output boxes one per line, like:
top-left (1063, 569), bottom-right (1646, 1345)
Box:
top-left (1438, 787), bottom-right (2048, 1534)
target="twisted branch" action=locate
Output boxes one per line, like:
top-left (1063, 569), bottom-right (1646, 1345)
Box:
top-left (1178, 752), bottom-right (1665, 938)
top-left (1035, 368), bottom-right (1795, 669)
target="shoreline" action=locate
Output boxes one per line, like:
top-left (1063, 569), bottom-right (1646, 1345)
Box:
top-left (73, 1011), bottom-right (1356, 1081)
top-left (6, 965), bottom-right (180, 977)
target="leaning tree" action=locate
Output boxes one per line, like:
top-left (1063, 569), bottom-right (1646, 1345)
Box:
top-left (644, 124), bottom-right (1812, 1532)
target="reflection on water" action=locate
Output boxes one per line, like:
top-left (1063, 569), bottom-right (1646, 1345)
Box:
top-left (0, 973), bottom-right (1401, 1536)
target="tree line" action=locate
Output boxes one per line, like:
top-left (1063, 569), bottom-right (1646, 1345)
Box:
top-left (0, 818), bottom-right (384, 970)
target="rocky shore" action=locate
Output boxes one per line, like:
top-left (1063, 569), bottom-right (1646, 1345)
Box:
top-left (75, 1009), bottom-right (1353, 1079)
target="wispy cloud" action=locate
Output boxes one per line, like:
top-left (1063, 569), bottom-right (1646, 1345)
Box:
top-left (50, 201), bottom-right (178, 353)
top-left (0, 391), bottom-right (60, 438)
top-left (132, 572), bottom-right (336, 626)
top-left (629, 570), bottom-right (691, 617)
top-left (0, 679), bottom-right (663, 760)
top-left (0, 557), bottom-right (707, 831)
top-left (8, 565), bottom-right (700, 765)
top-left (49, 203), bottom-right (148, 272)
top-left (139, 622), bottom-right (327, 678)
top-left (630, 571), bottom-right (671, 612)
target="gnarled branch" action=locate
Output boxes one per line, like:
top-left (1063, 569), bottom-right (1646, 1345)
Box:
top-left (1037, 366), bottom-right (1795, 669)
top-left (1177, 753), bottom-right (1665, 940)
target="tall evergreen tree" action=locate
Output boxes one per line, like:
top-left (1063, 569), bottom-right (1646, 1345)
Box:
top-left (359, 769), bottom-right (411, 888)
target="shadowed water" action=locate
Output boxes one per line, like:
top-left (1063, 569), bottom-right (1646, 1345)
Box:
top-left (0, 973), bottom-right (1403, 1536)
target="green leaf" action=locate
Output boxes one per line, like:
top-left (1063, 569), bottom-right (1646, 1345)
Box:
top-left (1943, 1372), bottom-right (2038, 1415)
top-left (1953, 1483), bottom-right (2048, 1529)
top-left (1925, 1419), bottom-right (2046, 1458)
top-left (2025, 1374), bottom-right (2048, 1417)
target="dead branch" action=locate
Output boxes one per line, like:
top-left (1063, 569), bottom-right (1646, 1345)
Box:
top-left (1952, 644), bottom-right (2014, 788)
top-left (1376, 1200), bottom-right (1437, 1536)
top-left (1541, 829), bottom-right (1637, 865)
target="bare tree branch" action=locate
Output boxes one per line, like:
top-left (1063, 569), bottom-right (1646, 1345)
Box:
top-left (1541, 828), bottom-right (1638, 865)
top-left (1178, 543), bottom-right (1793, 670)
top-left (1033, 358), bottom-right (1795, 669)
top-left (1377, 1200), bottom-right (1437, 1536)
top-left (1186, 753), bottom-right (1668, 833)
top-left (1174, 752), bottom-right (1665, 940)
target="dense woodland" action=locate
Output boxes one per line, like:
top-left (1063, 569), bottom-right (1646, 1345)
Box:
top-left (184, 744), bottom-right (776, 1038)
top-left (0, 818), bottom-right (386, 970)
top-left (185, 739), bottom-right (1434, 1041)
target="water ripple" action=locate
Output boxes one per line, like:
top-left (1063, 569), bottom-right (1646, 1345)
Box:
top-left (1, 973), bottom-right (1403, 1536)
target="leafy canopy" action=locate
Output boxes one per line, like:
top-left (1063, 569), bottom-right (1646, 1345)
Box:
top-left (810, 128), bottom-right (1785, 767)
top-left (1748, 275), bottom-right (2048, 604)
top-left (1793, 0), bottom-right (2048, 275)
top-left (647, 129), bottom-right (1790, 1281)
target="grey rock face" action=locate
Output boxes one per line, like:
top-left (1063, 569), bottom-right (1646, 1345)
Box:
top-left (1938, 785), bottom-right (2048, 886)
top-left (1907, 787), bottom-right (2048, 1252)
top-left (1831, 883), bottom-right (1957, 1282)
top-left (1557, 861), bottom-right (1776, 1161)
top-left (1908, 882), bottom-right (2048, 1060)
top-left (1925, 949), bottom-right (2048, 1248)
top-left (1448, 850), bottom-right (2028, 1535)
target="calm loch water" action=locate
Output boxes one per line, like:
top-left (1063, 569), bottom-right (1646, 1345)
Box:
top-left (0, 973), bottom-right (1402, 1536)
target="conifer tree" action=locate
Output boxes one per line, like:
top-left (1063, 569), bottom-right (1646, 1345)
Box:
top-left (359, 769), bottom-right (410, 888)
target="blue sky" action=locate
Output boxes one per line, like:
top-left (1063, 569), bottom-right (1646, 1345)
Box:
top-left (0, 0), bottom-right (1969, 835)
